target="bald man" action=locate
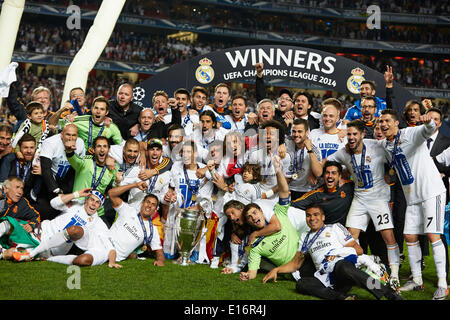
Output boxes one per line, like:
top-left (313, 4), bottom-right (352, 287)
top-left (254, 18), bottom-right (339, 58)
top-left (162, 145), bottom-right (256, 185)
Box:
top-left (40, 124), bottom-right (86, 209)
top-left (108, 83), bottom-right (143, 139)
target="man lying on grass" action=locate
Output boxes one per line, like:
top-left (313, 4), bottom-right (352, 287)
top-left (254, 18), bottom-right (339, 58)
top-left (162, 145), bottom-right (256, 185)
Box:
top-left (108, 181), bottom-right (165, 266)
top-left (11, 188), bottom-right (121, 268)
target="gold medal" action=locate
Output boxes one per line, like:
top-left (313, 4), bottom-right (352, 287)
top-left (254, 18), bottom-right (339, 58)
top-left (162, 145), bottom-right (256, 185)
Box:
top-left (358, 181), bottom-right (364, 188)
top-left (292, 173), bottom-right (298, 180)
top-left (262, 179), bottom-right (267, 184)
top-left (389, 168), bottom-right (395, 175)
top-left (212, 194), bottom-right (217, 202)
top-left (142, 245), bottom-right (148, 252)
top-left (191, 194), bottom-right (197, 202)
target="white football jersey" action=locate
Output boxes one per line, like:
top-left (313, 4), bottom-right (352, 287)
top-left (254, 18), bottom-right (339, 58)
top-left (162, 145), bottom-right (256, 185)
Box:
top-left (328, 139), bottom-right (390, 201)
top-left (47, 196), bottom-right (95, 236)
top-left (109, 201), bottom-right (162, 262)
top-left (299, 223), bottom-right (354, 270)
top-left (40, 134), bottom-right (85, 179)
top-left (222, 174), bottom-right (263, 205)
top-left (247, 148), bottom-right (291, 192)
top-left (285, 138), bottom-right (322, 193)
top-left (381, 122), bottom-right (446, 205)
top-left (224, 114), bottom-right (248, 135)
top-left (181, 113), bottom-right (199, 138)
top-left (120, 166), bottom-right (172, 211)
top-left (309, 128), bottom-right (347, 160)
top-left (170, 161), bottom-right (213, 208)
top-left (192, 126), bottom-right (229, 163)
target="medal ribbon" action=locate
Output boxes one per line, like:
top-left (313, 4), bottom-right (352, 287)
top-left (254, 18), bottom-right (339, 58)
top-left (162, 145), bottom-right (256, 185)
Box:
top-left (389, 130), bottom-right (401, 170)
top-left (137, 213), bottom-right (153, 246)
top-left (350, 143), bottom-right (366, 188)
top-left (16, 161), bottom-right (31, 182)
top-left (147, 174), bottom-right (159, 194)
top-left (301, 225), bottom-right (326, 254)
top-left (88, 117), bottom-right (105, 149)
top-left (293, 146), bottom-right (305, 173)
top-left (91, 158), bottom-right (107, 189)
top-left (183, 165), bottom-right (200, 203)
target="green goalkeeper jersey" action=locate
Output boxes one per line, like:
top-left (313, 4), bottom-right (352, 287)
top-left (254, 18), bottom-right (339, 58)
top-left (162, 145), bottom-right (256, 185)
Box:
top-left (67, 153), bottom-right (117, 216)
top-left (62, 115), bottom-right (123, 152)
top-left (247, 203), bottom-right (300, 271)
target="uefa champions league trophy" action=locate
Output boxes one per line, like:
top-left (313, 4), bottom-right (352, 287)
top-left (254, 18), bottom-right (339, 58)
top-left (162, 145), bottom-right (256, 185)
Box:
top-left (174, 198), bottom-right (212, 266)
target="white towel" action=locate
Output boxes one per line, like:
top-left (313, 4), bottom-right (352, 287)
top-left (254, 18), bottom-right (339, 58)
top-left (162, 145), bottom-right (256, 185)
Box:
top-left (0, 62), bottom-right (18, 98)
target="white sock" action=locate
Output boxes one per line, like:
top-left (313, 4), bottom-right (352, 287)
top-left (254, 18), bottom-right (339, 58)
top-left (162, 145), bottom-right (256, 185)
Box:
top-left (30, 230), bottom-right (69, 258)
top-left (230, 242), bottom-right (239, 266)
top-left (431, 239), bottom-right (448, 288)
top-left (47, 255), bottom-right (77, 265)
top-left (0, 221), bottom-right (11, 237)
top-left (387, 243), bottom-right (400, 278)
top-left (406, 241), bottom-right (423, 284)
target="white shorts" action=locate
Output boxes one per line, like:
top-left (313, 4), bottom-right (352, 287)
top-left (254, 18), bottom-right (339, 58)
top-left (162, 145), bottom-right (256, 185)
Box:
top-left (41, 220), bottom-right (73, 257)
top-left (75, 230), bottom-right (113, 266)
top-left (404, 192), bottom-right (446, 235)
top-left (346, 198), bottom-right (394, 232)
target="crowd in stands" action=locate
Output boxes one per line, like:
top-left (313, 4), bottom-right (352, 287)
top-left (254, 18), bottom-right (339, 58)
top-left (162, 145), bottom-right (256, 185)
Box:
top-left (14, 20), bottom-right (450, 92)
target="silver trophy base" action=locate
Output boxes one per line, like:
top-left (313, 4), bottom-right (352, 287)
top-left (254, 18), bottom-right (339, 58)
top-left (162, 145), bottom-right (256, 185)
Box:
top-left (173, 256), bottom-right (193, 266)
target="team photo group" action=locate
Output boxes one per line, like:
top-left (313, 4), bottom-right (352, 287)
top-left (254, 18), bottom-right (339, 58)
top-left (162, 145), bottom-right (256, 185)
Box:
top-left (0, 56), bottom-right (449, 302)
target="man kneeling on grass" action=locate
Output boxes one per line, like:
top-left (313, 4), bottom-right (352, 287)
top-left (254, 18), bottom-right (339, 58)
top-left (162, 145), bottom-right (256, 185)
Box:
top-left (262, 204), bottom-right (403, 300)
top-left (239, 155), bottom-right (300, 282)
top-left (11, 188), bottom-right (121, 268)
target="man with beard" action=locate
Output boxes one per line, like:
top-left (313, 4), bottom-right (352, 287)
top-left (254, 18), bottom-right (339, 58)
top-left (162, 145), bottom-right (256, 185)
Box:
top-left (0, 125), bottom-right (13, 168)
top-left (66, 136), bottom-right (117, 221)
top-left (120, 138), bottom-right (172, 220)
top-left (358, 96), bottom-right (378, 139)
top-left (285, 119), bottom-right (323, 200)
top-left (379, 109), bottom-right (448, 300)
top-left (248, 119), bottom-right (290, 198)
top-left (291, 160), bottom-right (354, 226)
top-left (344, 80), bottom-right (386, 122)
top-left (328, 120), bottom-right (401, 291)
top-left (0, 134), bottom-right (42, 202)
top-left (163, 124), bottom-right (184, 162)
top-left (68, 96), bottom-right (123, 154)
top-left (292, 91), bottom-right (320, 131)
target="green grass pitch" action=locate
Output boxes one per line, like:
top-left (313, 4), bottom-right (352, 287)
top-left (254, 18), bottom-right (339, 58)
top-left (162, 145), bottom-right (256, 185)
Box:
top-left (0, 249), bottom-right (446, 301)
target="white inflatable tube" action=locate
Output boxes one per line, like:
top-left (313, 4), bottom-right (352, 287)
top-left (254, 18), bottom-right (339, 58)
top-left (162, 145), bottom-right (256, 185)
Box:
top-left (0, 0), bottom-right (25, 105)
top-left (61, 0), bottom-right (126, 107)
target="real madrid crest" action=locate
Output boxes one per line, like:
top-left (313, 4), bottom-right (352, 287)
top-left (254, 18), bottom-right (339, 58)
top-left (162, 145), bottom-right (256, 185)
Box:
top-left (195, 58), bottom-right (215, 84)
top-left (346, 67), bottom-right (365, 94)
